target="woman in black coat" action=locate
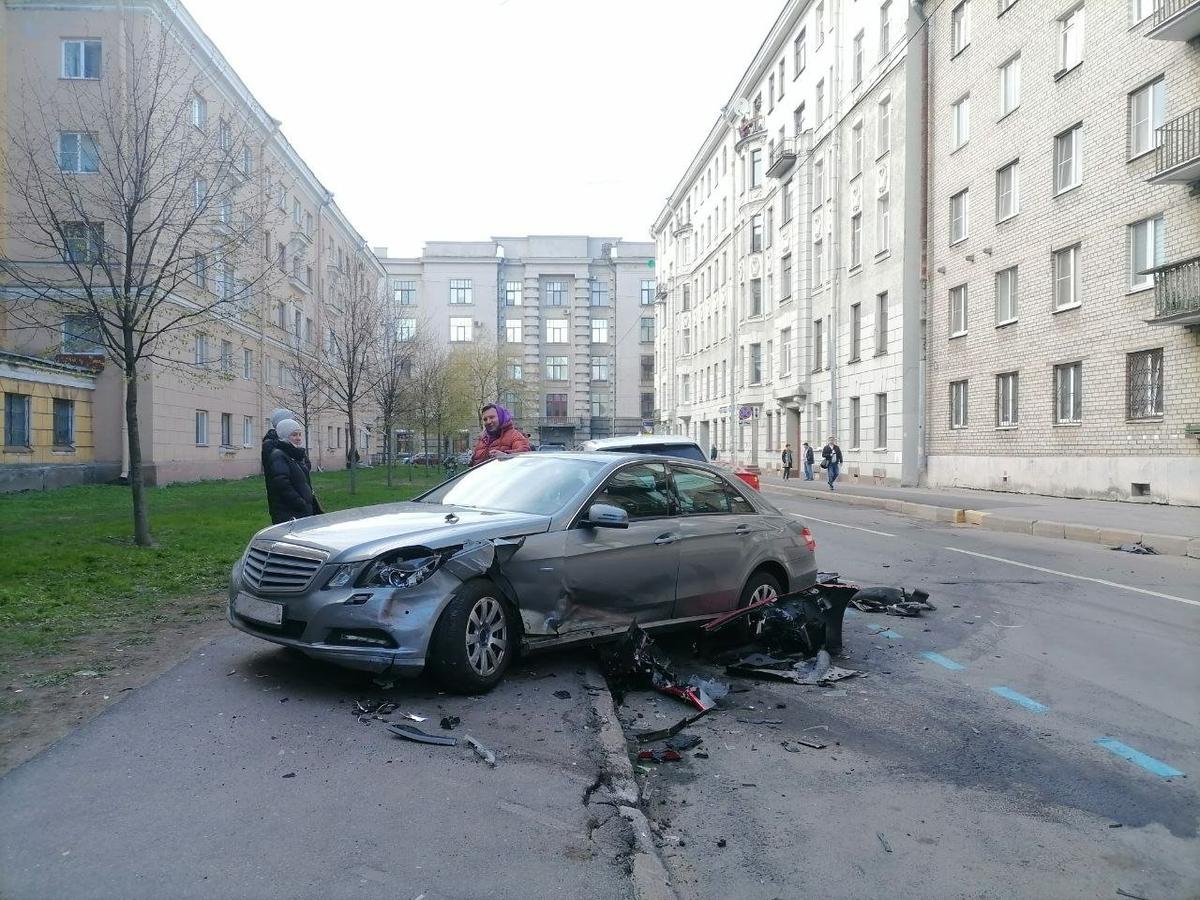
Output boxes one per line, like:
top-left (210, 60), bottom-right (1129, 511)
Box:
top-left (265, 418), bottom-right (317, 524)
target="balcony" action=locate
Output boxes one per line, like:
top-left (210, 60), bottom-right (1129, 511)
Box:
top-left (766, 137), bottom-right (799, 178)
top-left (671, 220), bottom-right (693, 238)
top-left (736, 115), bottom-right (765, 144)
top-left (1146, 0), bottom-right (1200, 40)
top-left (1149, 107), bottom-right (1200, 185)
top-left (290, 227), bottom-right (313, 248)
top-left (1146, 255), bottom-right (1200, 326)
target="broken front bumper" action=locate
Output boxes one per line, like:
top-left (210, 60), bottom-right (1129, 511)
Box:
top-left (226, 560), bottom-right (462, 675)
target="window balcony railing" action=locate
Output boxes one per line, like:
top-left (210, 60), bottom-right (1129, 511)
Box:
top-left (737, 115), bottom-right (765, 142)
top-left (1151, 107), bottom-right (1200, 185)
top-left (1147, 254), bottom-right (1200, 325)
top-left (766, 137), bottom-right (799, 178)
top-left (1147, 0), bottom-right (1200, 40)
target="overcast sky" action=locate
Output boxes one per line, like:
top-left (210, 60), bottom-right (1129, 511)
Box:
top-left (184, 0), bottom-right (782, 257)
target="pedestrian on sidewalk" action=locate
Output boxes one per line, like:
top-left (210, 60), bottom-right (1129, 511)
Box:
top-left (821, 436), bottom-right (843, 490)
top-left (710, 444), bottom-right (718, 461)
top-left (781, 444), bottom-right (794, 480)
top-left (265, 418), bottom-right (318, 523)
top-left (802, 442), bottom-right (815, 480)
top-left (470, 402), bottom-right (532, 466)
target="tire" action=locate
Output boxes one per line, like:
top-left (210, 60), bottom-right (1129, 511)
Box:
top-left (428, 580), bottom-right (515, 694)
top-left (729, 569), bottom-right (783, 644)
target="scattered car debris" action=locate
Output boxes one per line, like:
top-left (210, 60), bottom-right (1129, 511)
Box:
top-left (553, 690), bottom-right (572, 700)
top-left (636, 748), bottom-right (684, 764)
top-left (387, 722), bottom-right (459, 747)
top-left (727, 649), bottom-right (860, 685)
top-left (1115, 889), bottom-right (1150, 900)
top-left (401, 712), bottom-right (427, 722)
top-left (664, 734), bottom-right (703, 752)
top-left (439, 715), bottom-right (461, 731)
top-left (850, 586), bottom-right (936, 616)
top-left (281, 772), bottom-right (296, 779)
top-left (685, 675), bottom-right (730, 701)
top-left (716, 838), bottom-right (727, 848)
top-left (633, 711), bottom-right (710, 744)
top-left (782, 738), bottom-right (827, 751)
top-left (1112, 543), bottom-right (1157, 555)
top-left (465, 735), bottom-right (497, 767)
top-left (601, 623), bottom-right (717, 712)
top-left (737, 718), bottom-right (783, 726)
top-left (877, 832), bottom-right (892, 853)
top-left (353, 700), bottom-right (398, 717)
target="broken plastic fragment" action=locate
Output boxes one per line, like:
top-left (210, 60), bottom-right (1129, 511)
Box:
top-left (387, 722), bottom-right (459, 747)
top-left (465, 734), bottom-right (497, 767)
top-left (439, 715), bottom-right (460, 731)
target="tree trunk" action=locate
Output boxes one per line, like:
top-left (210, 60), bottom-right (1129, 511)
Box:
top-left (124, 363), bottom-right (152, 547)
top-left (347, 406), bottom-right (357, 494)
top-left (384, 413), bottom-right (393, 488)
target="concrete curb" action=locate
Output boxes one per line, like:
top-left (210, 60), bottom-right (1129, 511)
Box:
top-left (586, 670), bottom-right (679, 900)
top-left (767, 483), bottom-right (1198, 558)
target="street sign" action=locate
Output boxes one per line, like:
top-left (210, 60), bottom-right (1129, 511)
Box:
top-left (738, 405), bottom-right (753, 421)
top-left (642, 419), bottom-right (654, 428)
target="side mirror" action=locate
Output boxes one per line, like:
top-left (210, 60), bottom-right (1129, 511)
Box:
top-left (584, 503), bottom-right (629, 529)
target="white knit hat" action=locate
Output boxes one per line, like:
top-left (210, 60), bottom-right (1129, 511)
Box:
top-left (276, 418), bottom-right (303, 443)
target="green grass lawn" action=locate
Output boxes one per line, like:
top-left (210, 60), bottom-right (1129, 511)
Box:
top-left (0, 465), bottom-right (440, 667)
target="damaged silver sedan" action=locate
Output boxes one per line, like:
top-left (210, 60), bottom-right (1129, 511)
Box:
top-left (228, 453), bottom-right (819, 692)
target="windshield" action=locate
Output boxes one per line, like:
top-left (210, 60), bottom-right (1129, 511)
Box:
top-left (601, 444), bottom-right (707, 462)
top-left (419, 454), bottom-right (607, 515)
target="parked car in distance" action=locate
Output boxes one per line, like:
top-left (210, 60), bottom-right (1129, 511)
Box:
top-left (577, 435), bottom-right (762, 491)
top-left (228, 452), bottom-right (817, 692)
top-left (395, 453), bottom-right (413, 465)
top-left (536, 443), bottom-right (566, 452)
top-left (408, 452), bottom-right (440, 466)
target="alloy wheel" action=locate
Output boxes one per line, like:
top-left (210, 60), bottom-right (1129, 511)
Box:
top-left (465, 596), bottom-right (508, 677)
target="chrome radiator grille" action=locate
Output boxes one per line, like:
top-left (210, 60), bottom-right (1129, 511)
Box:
top-left (242, 542), bottom-right (327, 593)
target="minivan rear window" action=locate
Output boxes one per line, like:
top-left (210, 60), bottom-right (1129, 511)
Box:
top-left (600, 444), bottom-right (707, 462)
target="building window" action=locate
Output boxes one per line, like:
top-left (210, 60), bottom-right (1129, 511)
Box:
top-left (243, 348), bottom-right (253, 379)
top-left (952, 96), bottom-right (970, 150)
top-left (750, 214), bottom-right (763, 252)
top-left (768, 74), bottom-right (776, 111)
top-left (641, 392), bottom-right (655, 419)
top-left (545, 393), bottom-right (568, 418)
top-left (58, 132), bottom-right (99, 173)
top-left (682, 328), bottom-right (692, 356)
top-left (449, 279), bottom-right (472, 304)
top-left (812, 318), bottom-right (823, 371)
top-left (750, 279), bottom-right (763, 316)
top-left (546, 319), bottom-right (569, 343)
top-left (1058, 5), bottom-right (1084, 73)
top-left (999, 56), bottom-right (1021, 116)
top-left (591, 394), bottom-right (610, 418)
top-left (816, 1), bottom-right (826, 43)
top-left (505, 281), bottom-right (523, 306)
top-left (950, 380), bottom-right (968, 429)
top-left (218, 118), bottom-right (231, 152)
top-left (591, 356), bottom-right (610, 382)
top-left (996, 160), bottom-right (1019, 221)
top-left (62, 39), bottom-right (102, 79)
top-left (876, 196), bottom-right (890, 253)
top-left (1126, 349), bottom-right (1163, 419)
top-left (1053, 244), bottom-right (1081, 310)
top-left (543, 356), bottom-right (568, 381)
top-left (641, 280), bottom-right (655, 304)
top-left (242, 416), bottom-right (254, 448)
top-left (852, 31), bottom-right (864, 86)
top-left (1054, 124), bottom-right (1082, 194)
top-left (640, 317), bottom-right (655, 342)
top-left (852, 121), bottom-right (864, 174)
top-left (544, 281), bottom-right (566, 306)
top-left (995, 266), bottom-right (1018, 324)
top-left (876, 292), bottom-right (889, 355)
top-left (4, 393), bottom-right (32, 447)
top-left (849, 397), bottom-right (861, 448)
top-left (641, 355), bottom-right (654, 381)
top-left (794, 29), bottom-right (806, 74)
top-left (220, 340), bottom-right (233, 372)
top-left (1129, 77), bottom-right (1165, 158)
top-left (590, 278), bottom-right (610, 307)
top-left (195, 410), bottom-right (209, 446)
top-left (813, 237), bottom-right (824, 284)
top-left (849, 303), bottom-right (862, 362)
top-left (750, 149), bottom-right (763, 188)
top-left (507, 362), bottom-right (523, 381)
top-left (850, 214), bottom-right (862, 268)
top-left (877, 98), bottom-right (891, 155)
top-left (449, 317), bottom-right (473, 341)
top-left (781, 255), bottom-right (793, 301)
top-left (191, 94), bottom-right (207, 129)
top-left (397, 318), bottom-right (416, 341)
top-left (505, 320), bottom-right (522, 343)
top-left (996, 373), bottom-right (1019, 427)
top-left (815, 79), bottom-right (825, 123)
top-left (681, 284), bottom-right (692, 311)
top-left (874, 393), bottom-right (888, 449)
top-left (591, 318), bottom-right (609, 343)
top-left (880, 1), bottom-right (892, 56)
top-left (394, 280), bottom-right (416, 305)
top-left (950, 284), bottom-right (969, 337)
top-left (220, 412), bottom-right (233, 448)
top-left (1054, 362), bottom-right (1082, 424)
top-left (951, 1), bottom-right (971, 55)
top-left (749, 343), bottom-right (762, 384)
top-left (1129, 215), bottom-right (1164, 291)
top-left (62, 313), bottom-right (102, 354)
top-left (814, 159), bottom-right (825, 208)
top-left (950, 189), bottom-right (969, 244)
top-left (194, 334), bottom-right (209, 368)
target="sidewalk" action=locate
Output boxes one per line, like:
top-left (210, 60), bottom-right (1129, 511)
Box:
top-left (760, 478), bottom-right (1200, 558)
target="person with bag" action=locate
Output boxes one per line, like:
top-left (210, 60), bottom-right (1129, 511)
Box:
top-left (820, 436), bottom-right (843, 490)
top-left (802, 442), bottom-right (815, 481)
top-left (781, 444), bottom-right (794, 480)
top-left (265, 418), bottom-right (321, 523)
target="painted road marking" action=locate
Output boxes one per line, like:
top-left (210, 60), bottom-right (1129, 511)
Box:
top-left (944, 547), bottom-right (1200, 608)
top-left (990, 686), bottom-right (1049, 713)
top-left (866, 624), bottom-right (902, 639)
top-left (1094, 738), bottom-right (1184, 778)
top-left (788, 512), bottom-right (896, 537)
top-left (921, 652), bottom-right (965, 671)
top-left (844, 608), bottom-right (860, 618)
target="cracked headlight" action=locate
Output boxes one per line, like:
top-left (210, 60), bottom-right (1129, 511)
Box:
top-left (324, 564), bottom-right (358, 590)
top-left (358, 549), bottom-right (446, 590)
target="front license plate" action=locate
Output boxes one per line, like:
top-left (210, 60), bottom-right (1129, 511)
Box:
top-left (235, 592), bottom-right (283, 626)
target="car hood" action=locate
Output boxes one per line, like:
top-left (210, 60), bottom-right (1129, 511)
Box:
top-left (252, 502), bottom-right (553, 562)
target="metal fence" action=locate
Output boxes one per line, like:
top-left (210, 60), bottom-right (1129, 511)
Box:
top-left (1156, 107), bottom-right (1200, 177)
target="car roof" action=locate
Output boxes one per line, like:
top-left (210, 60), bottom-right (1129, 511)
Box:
top-left (579, 435), bottom-right (703, 450)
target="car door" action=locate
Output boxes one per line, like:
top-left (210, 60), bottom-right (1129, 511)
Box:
top-left (669, 464), bottom-right (769, 618)
top-left (554, 462), bottom-right (680, 631)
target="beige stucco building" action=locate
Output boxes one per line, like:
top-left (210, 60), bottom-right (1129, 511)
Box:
top-left (924, 0), bottom-right (1200, 505)
top-left (1, 0), bottom-right (382, 490)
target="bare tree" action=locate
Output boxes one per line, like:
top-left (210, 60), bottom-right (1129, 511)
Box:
top-left (324, 252), bottom-right (385, 494)
top-left (269, 332), bottom-right (332, 466)
top-left (1, 21), bottom-right (279, 545)
top-left (409, 342), bottom-right (455, 463)
top-left (370, 317), bottom-right (423, 487)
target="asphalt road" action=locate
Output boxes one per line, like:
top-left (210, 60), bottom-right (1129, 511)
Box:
top-left (627, 485), bottom-right (1199, 900)
top-left (0, 639), bottom-right (634, 900)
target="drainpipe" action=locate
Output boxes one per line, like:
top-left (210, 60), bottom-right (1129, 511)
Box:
top-left (827, 0), bottom-right (844, 445)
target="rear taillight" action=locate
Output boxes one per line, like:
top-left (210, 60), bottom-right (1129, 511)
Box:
top-left (736, 470), bottom-right (761, 491)
top-left (801, 526), bottom-right (816, 552)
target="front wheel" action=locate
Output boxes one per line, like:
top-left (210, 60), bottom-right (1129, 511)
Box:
top-left (731, 570), bottom-right (783, 643)
top-left (428, 581), bottom-right (515, 694)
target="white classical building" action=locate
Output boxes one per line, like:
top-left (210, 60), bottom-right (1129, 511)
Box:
top-left (652, 0), bottom-right (926, 484)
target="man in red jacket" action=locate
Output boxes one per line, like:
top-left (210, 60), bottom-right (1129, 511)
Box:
top-left (470, 403), bottom-right (532, 466)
